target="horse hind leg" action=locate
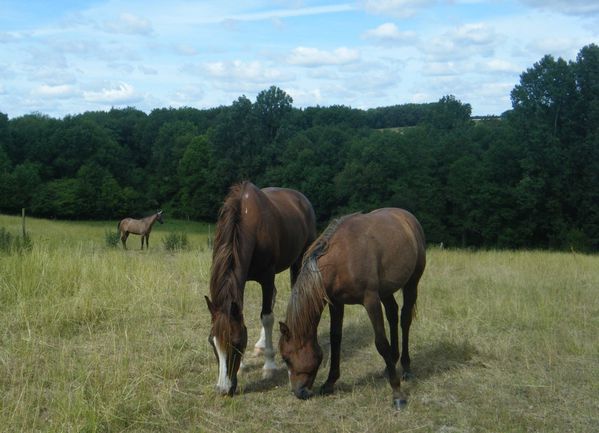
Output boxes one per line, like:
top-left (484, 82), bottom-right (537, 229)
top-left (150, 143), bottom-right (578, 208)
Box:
top-left (400, 278), bottom-right (419, 380)
top-left (382, 295), bottom-right (400, 368)
top-left (364, 293), bottom-right (407, 410)
top-left (121, 232), bottom-right (129, 249)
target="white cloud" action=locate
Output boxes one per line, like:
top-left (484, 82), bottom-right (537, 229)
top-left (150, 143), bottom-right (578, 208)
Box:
top-left (363, 23), bottom-right (417, 43)
top-left (451, 23), bottom-right (496, 45)
top-left (174, 44), bottom-right (198, 56)
top-left (483, 58), bottom-right (522, 74)
top-left (33, 84), bottom-right (77, 98)
top-left (83, 82), bottom-right (140, 104)
top-left (285, 87), bottom-right (324, 106)
top-left (424, 61), bottom-right (462, 76)
top-left (200, 60), bottom-right (293, 83)
top-left (527, 37), bottom-right (588, 59)
top-left (520, 0), bottom-right (599, 16)
top-left (101, 13), bottom-right (153, 35)
top-left (361, 0), bottom-right (436, 18)
top-left (287, 46), bottom-right (360, 67)
top-left (0, 31), bottom-right (21, 43)
top-left (138, 65), bottom-right (158, 75)
top-left (422, 22), bottom-right (498, 61)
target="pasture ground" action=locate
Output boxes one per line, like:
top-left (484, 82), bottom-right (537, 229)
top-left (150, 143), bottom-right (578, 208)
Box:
top-left (0, 214), bottom-right (598, 432)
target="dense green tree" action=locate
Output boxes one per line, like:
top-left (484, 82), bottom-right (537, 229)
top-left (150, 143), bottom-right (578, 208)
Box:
top-left (1, 47), bottom-right (598, 251)
top-left (177, 135), bottom-right (222, 220)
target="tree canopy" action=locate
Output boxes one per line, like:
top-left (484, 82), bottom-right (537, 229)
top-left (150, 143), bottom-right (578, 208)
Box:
top-left (1, 44), bottom-right (598, 251)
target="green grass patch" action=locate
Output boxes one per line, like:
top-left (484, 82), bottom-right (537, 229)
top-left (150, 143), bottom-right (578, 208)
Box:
top-left (0, 215), bottom-right (597, 432)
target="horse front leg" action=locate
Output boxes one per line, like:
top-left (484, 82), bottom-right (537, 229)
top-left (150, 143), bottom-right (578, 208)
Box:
top-left (320, 302), bottom-right (344, 395)
top-left (255, 274), bottom-right (277, 379)
top-left (364, 293), bottom-right (407, 410)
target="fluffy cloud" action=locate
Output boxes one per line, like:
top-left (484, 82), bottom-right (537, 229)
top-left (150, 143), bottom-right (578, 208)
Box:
top-left (200, 60), bottom-right (293, 83)
top-left (482, 59), bottom-right (522, 74)
top-left (101, 13), bottom-right (153, 35)
top-left (83, 82), bottom-right (140, 104)
top-left (361, 0), bottom-right (436, 18)
top-left (450, 23), bottom-right (496, 46)
top-left (520, 0), bottom-right (599, 15)
top-left (33, 84), bottom-right (77, 98)
top-left (362, 23), bottom-right (417, 43)
top-left (422, 22), bottom-right (497, 61)
top-left (287, 47), bottom-right (360, 67)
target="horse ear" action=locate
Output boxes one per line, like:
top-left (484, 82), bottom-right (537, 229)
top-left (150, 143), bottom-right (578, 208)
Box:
top-left (205, 296), bottom-right (215, 316)
top-left (230, 301), bottom-right (242, 321)
top-left (279, 321), bottom-right (290, 340)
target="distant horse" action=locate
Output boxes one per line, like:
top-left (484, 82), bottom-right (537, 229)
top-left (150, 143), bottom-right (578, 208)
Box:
top-left (118, 210), bottom-right (164, 250)
top-left (279, 208), bottom-right (426, 410)
top-left (204, 181), bottom-right (316, 396)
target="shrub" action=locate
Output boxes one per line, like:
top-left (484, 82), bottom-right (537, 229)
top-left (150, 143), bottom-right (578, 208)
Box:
top-left (0, 227), bottom-right (33, 254)
top-left (162, 232), bottom-right (189, 251)
top-left (104, 229), bottom-right (121, 248)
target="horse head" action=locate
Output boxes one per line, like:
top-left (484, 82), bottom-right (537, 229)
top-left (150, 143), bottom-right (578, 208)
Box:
top-left (156, 210), bottom-right (164, 224)
top-left (205, 296), bottom-right (248, 396)
top-left (279, 321), bottom-right (323, 400)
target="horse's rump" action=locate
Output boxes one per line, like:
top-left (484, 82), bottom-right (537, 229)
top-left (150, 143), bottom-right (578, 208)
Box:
top-left (317, 208), bottom-right (426, 301)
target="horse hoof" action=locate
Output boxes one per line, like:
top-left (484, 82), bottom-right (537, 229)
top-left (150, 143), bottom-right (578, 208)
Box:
top-left (394, 398), bottom-right (408, 410)
top-left (262, 368), bottom-right (276, 380)
top-left (319, 383), bottom-right (334, 395)
top-left (402, 371), bottom-right (415, 381)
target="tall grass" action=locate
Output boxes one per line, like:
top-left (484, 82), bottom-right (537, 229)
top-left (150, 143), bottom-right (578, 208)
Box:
top-left (0, 214), bottom-right (597, 432)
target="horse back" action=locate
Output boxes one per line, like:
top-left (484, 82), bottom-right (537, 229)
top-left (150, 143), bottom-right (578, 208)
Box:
top-left (119, 217), bottom-right (144, 235)
top-left (243, 184), bottom-right (316, 276)
top-left (320, 208), bottom-right (425, 302)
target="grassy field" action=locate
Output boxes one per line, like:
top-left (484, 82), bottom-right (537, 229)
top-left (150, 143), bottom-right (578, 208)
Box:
top-left (0, 214), bottom-right (598, 432)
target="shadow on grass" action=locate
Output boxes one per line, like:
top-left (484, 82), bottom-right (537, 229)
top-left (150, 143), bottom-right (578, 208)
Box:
top-left (328, 338), bottom-right (479, 395)
top-left (239, 314), bottom-right (478, 397)
top-left (241, 367), bottom-right (290, 394)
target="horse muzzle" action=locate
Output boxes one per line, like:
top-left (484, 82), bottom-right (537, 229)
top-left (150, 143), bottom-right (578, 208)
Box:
top-left (293, 386), bottom-right (314, 400)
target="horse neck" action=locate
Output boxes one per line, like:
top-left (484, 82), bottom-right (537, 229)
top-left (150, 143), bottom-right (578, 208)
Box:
top-left (146, 213), bottom-right (158, 228)
top-left (286, 257), bottom-right (327, 342)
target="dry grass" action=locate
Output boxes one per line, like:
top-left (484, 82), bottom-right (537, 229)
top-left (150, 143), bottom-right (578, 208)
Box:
top-left (1, 215), bottom-right (598, 432)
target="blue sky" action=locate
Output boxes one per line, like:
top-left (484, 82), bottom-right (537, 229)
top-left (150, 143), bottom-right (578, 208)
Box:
top-left (1, 0), bottom-right (598, 118)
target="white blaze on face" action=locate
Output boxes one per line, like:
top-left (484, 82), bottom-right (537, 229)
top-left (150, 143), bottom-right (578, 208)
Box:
top-left (213, 336), bottom-right (232, 393)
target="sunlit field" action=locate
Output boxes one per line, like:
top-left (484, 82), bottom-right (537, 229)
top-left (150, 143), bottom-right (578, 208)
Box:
top-left (1, 214), bottom-right (597, 432)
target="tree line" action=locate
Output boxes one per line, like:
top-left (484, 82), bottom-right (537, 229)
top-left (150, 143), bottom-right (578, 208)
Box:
top-left (1, 44), bottom-right (598, 251)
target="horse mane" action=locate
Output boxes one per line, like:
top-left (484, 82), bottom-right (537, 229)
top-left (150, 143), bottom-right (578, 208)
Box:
top-left (285, 213), bottom-right (358, 342)
top-left (209, 181), bottom-right (247, 308)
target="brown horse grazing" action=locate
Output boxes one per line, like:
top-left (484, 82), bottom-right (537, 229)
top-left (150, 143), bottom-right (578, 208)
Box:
top-left (279, 208), bottom-right (426, 410)
top-left (118, 210), bottom-right (164, 250)
top-left (204, 181), bottom-right (316, 396)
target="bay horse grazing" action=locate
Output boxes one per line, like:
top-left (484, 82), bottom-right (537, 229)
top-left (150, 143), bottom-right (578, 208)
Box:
top-left (118, 210), bottom-right (164, 250)
top-left (279, 208), bottom-right (426, 410)
top-left (204, 181), bottom-right (316, 396)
